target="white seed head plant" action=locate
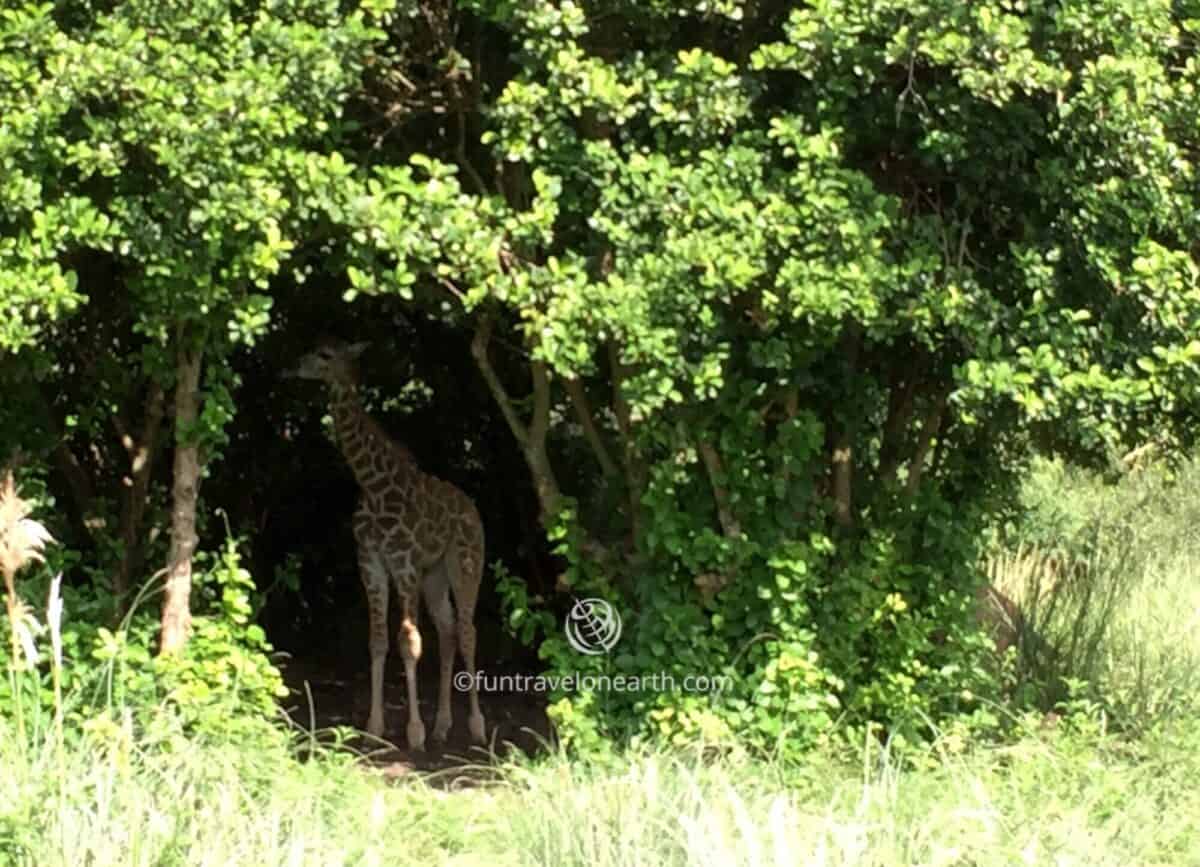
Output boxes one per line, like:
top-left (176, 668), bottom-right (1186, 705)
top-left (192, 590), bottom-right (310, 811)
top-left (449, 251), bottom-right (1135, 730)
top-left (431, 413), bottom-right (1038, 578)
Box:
top-left (1, 470), bottom-right (55, 671)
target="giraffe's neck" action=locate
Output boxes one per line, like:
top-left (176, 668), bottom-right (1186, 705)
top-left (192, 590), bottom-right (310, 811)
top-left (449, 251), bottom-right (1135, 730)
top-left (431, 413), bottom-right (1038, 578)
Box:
top-left (328, 381), bottom-right (416, 491)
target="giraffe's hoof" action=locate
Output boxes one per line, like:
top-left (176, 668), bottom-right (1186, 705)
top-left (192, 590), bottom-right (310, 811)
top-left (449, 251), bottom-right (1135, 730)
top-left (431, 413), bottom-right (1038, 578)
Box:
top-left (366, 713), bottom-right (385, 739)
top-left (406, 719), bottom-right (426, 752)
top-left (469, 713), bottom-right (486, 745)
top-left (432, 714), bottom-right (451, 743)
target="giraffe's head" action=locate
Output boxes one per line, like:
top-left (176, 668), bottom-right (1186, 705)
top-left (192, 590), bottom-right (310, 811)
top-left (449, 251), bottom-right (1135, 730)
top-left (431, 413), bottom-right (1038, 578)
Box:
top-left (285, 340), bottom-right (369, 385)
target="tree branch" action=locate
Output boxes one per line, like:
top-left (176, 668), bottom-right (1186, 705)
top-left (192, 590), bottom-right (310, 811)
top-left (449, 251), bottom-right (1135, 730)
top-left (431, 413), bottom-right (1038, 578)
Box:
top-left (905, 388), bottom-right (948, 500)
top-left (454, 100), bottom-right (489, 197)
top-left (530, 360), bottom-right (551, 445)
top-left (471, 309), bottom-right (564, 523)
top-left (697, 439), bottom-right (742, 540)
top-left (471, 311), bottom-right (529, 447)
top-left (564, 376), bottom-right (620, 478)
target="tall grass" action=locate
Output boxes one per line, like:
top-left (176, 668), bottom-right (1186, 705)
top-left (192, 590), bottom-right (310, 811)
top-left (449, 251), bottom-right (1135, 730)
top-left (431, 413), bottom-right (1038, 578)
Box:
top-left (3, 460), bottom-right (1200, 865)
top-left (3, 716), bottom-right (1199, 866)
top-left (987, 456), bottom-right (1200, 732)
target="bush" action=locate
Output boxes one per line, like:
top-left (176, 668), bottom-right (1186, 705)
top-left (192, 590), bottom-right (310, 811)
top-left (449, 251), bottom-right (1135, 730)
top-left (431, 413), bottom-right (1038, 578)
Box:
top-left (1, 469), bottom-right (286, 749)
top-left (501, 500), bottom-right (1010, 760)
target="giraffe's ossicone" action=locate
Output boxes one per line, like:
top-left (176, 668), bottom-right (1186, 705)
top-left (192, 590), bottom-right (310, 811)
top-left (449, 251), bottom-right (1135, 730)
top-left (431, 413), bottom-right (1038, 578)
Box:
top-left (287, 340), bottom-right (486, 750)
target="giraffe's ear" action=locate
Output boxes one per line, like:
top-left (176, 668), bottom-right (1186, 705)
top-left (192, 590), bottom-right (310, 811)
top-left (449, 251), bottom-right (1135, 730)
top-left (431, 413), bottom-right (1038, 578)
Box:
top-left (346, 341), bottom-right (369, 358)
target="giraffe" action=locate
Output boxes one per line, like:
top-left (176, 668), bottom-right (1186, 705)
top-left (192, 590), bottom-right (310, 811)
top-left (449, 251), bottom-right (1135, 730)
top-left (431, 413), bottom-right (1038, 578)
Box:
top-left (287, 340), bottom-right (486, 750)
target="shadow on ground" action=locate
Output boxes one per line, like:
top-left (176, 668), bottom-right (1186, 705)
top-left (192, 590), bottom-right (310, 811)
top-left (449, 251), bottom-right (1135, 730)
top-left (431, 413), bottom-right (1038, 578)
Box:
top-left (279, 653), bottom-right (553, 783)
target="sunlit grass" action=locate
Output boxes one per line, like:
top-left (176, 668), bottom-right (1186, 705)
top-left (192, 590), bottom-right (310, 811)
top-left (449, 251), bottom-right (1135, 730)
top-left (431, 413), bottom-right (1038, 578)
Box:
top-left (4, 458), bottom-right (1200, 865)
top-left (986, 456), bottom-right (1200, 730)
top-left (2, 715), bottom-right (1199, 866)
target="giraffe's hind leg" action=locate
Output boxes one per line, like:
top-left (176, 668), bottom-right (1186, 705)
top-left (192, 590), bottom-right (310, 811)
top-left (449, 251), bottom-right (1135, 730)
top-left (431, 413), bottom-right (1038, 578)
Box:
top-left (396, 587), bottom-right (426, 751)
top-left (423, 561), bottom-right (457, 743)
top-left (447, 519), bottom-right (486, 744)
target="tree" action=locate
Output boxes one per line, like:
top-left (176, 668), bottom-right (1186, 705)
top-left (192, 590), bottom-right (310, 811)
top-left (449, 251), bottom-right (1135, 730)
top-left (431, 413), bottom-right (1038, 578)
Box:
top-left (338, 0), bottom-right (1200, 749)
top-left (2, 0), bottom-right (382, 651)
top-left (4, 0), bottom-right (1199, 753)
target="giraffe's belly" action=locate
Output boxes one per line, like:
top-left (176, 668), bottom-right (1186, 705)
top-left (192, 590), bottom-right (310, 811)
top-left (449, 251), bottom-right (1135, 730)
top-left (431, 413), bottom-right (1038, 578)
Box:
top-left (357, 479), bottom-right (479, 570)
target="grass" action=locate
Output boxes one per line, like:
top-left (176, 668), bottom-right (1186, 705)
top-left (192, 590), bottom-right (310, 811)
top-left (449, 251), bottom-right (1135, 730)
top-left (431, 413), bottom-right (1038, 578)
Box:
top-left (3, 456), bottom-right (1200, 865)
top-left (2, 714), bottom-right (1199, 866)
top-left (988, 456), bottom-right (1200, 732)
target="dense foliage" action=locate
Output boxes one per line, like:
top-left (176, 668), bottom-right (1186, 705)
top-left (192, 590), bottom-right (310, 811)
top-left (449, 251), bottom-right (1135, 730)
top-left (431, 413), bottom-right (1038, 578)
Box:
top-left (3, 0), bottom-right (1200, 755)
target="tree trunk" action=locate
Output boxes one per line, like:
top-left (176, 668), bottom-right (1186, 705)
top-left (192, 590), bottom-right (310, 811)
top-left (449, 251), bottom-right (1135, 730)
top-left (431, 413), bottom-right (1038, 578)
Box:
top-left (904, 388), bottom-right (948, 500)
top-left (115, 383), bottom-right (165, 616)
top-left (608, 341), bottom-right (646, 545)
top-left (159, 342), bottom-right (203, 656)
top-left (830, 322), bottom-right (862, 528)
top-left (876, 365), bottom-right (919, 486)
top-left (37, 387), bottom-right (101, 538)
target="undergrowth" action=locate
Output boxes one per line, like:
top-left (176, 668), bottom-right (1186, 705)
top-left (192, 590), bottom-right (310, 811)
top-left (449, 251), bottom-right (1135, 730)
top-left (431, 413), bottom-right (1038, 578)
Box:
top-left (2, 457), bottom-right (1199, 864)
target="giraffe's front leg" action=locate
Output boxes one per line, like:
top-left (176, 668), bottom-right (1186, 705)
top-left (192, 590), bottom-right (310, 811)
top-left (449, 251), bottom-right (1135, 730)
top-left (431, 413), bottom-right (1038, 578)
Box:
top-left (355, 537), bottom-right (390, 739)
top-left (398, 595), bottom-right (426, 751)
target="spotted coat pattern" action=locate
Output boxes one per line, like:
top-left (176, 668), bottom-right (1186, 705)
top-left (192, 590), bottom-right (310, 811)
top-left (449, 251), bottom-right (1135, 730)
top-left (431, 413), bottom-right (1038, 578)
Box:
top-left (323, 374), bottom-right (486, 750)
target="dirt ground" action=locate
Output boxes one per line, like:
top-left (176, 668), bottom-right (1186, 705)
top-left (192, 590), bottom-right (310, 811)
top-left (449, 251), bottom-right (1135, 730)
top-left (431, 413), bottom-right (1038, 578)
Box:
top-left (279, 651), bottom-right (553, 777)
